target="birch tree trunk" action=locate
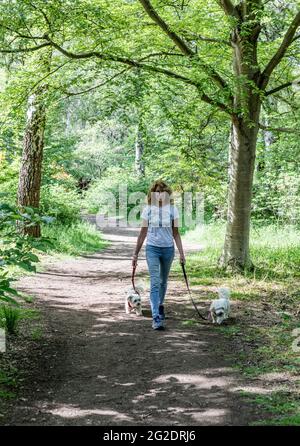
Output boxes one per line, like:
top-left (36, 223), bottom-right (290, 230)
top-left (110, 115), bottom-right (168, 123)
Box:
top-left (17, 50), bottom-right (51, 237)
top-left (17, 86), bottom-right (47, 237)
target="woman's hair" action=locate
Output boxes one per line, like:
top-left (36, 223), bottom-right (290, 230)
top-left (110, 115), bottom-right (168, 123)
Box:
top-left (147, 179), bottom-right (174, 205)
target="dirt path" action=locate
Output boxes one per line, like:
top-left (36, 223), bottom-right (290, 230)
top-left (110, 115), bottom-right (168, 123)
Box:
top-left (3, 221), bottom-right (264, 426)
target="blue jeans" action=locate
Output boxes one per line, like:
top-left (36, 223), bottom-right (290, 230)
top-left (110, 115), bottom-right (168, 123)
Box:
top-left (145, 244), bottom-right (175, 319)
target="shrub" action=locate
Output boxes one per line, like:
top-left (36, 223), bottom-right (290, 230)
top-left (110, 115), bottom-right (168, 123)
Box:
top-left (82, 166), bottom-right (149, 215)
top-left (40, 184), bottom-right (81, 225)
top-left (0, 305), bottom-right (21, 335)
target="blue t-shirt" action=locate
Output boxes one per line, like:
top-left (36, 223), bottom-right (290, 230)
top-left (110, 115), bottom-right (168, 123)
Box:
top-left (141, 204), bottom-right (179, 247)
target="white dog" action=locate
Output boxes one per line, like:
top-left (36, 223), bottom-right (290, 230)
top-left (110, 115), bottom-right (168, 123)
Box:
top-left (125, 285), bottom-right (144, 316)
top-left (209, 287), bottom-right (231, 324)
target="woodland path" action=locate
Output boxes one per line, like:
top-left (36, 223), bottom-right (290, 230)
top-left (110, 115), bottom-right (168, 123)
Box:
top-left (3, 218), bottom-right (264, 425)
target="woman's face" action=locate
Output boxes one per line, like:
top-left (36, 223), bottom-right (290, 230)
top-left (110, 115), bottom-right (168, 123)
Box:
top-left (154, 189), bottom-right (167, 204)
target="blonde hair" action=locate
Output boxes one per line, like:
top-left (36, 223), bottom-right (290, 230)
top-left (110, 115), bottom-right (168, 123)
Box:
top-left (147, 179), bottom-right (174, 205)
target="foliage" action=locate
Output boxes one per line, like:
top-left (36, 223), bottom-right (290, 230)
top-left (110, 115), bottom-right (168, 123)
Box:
top-left (41, 221), bottom-right (108, 256)
top-left (40, 183), bottom-right (81, 225)
top-left (83, 166), bottom-right (150, 214)
top-left (0, 203), bottom-right (54, 304)
top-left (0, 304), bottom-right (20, 335)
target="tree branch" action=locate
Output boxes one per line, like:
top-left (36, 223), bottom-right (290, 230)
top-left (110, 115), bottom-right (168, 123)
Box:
top-left (0, 41), bottom-right (51, 53)
top-left (0, 28), bottom-right (232, 114)
top-left (265, 79), bottom-right (299, 96)
top-left (64, 68), bottom-right (130, 97)
top-left (259, 123), bottom-right (300, 134)
top-left (27, 1), bottom-right (52, 30)
top-left (260, 11), bottom-right (300, 88)
top-left (138, 0), bottom-right (194, 56)
top-left (63, 58), bottom-right (173, 98)
top-left (217, 0), bottom-right (240, 18)
top-left (45, 36), bottom-right (232, 114)
top-left (138, 0), bottom-right (229, 90)
top-left (181, 30), bottom-right (231, 46)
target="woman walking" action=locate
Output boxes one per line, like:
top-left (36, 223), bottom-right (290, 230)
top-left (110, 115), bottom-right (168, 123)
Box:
top-left (132, 180), bottom-right (186, 330)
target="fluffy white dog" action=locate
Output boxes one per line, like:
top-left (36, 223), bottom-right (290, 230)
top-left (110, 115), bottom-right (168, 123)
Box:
top-left (209, 287), bottom-right (231, 324)
top-left (125, 284), bottom-right (144, 316)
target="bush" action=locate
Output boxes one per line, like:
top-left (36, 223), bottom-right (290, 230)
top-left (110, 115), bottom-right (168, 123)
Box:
top-left (82, 166), bottom-right (149, 215)
top-left (0, 153), bottom-right (19, 205)
top-left (0, 202), bottom-right (54, 304)
top-left (252, 171), bottom-right (300, 225)
top-left (42, 221), bottom-right (108, 255)
top-left (0, 305), bottom-right (20, 335)
top-left (40, 184), bottom-right (82, 225)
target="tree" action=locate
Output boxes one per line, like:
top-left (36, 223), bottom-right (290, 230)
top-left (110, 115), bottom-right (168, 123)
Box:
top-left (17, 50), bottom-right (52, 237)
top-left (0, 0), bottom-right (299, 267)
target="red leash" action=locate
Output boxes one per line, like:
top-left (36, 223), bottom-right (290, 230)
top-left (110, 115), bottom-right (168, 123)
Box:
top-left (131, 263), bottom-right (140, 296)
top-left (181, 262), bottom-right (207, 321)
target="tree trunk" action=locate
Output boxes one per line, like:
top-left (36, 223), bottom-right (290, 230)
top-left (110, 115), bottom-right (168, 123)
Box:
top-left (257, 114), bottom-right (274, 172)
top-left (17, 86), bottom-right (47, 237)
top-left (219, 110), bottom-right (261, 270)
top-left (135, 122), bottom-right (145, 176)
top-left (220, 8), bottom-right (262, 270)
top-left (17, 50), bottom-right (52, 237)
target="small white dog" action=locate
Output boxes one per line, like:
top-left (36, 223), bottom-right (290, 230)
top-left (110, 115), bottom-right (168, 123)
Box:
top-left (209, 287), bottom-right (231, 324)
top-left (125, 284), bottom-right (144, 316)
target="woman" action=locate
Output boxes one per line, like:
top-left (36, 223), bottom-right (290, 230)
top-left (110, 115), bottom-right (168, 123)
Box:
top-left (132, 180), bottom-right (186, 330)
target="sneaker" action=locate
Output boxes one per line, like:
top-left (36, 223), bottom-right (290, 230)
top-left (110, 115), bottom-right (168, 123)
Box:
top-left (152, 316), bottom-right (164, 330)
top-left (159, 305), bottom-right (165, 326)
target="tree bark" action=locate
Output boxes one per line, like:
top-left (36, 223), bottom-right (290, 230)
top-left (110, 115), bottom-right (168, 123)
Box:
top-left (17, 86), bottom-right (47, 237)
top-left (219, 110), bottom-right (261, 270)
top-left (17, 49), bottom-right (52, 237)
top-left (219, 3), bottom-right (262, 270)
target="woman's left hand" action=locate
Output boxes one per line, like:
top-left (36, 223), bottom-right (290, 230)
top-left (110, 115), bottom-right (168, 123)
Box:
top-left (179, 253), bottom-right (186, 264)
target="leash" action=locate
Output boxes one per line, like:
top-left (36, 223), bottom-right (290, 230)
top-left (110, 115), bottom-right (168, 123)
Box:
top-left (131, 263), bottom-right (140, 296)
top-left (181, 261), bottom-right (207, 321)
top-left (132, 259), bottom-right (207, 321)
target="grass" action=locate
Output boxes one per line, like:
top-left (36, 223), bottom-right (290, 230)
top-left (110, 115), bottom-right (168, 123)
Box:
top-left (42, 220), bottom-right (108, 256)
top-left (177, 221), bottom-right (300, 425)
top-left (3, 220), bottom-right (109, 280)
top-left (30, 327), bottom-right (43, 341)
top-left (0, 305), bottom-right (21, 335)
top-left (247, 392), bottom-right (300, 425)
top-left (0, 367), bottom-right (18, 400)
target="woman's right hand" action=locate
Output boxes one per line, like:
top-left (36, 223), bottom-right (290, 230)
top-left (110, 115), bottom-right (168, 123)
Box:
top-left (132, 254), bottom-right (138, 268)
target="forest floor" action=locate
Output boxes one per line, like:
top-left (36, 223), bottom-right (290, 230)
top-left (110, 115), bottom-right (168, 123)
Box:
top-left (0, 218), bottom-right (299, 425)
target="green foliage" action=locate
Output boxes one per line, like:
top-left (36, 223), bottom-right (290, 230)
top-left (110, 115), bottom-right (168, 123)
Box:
top-left (83, 166), bottom-right (149, 214)
top-left (0, 367), bottom-right (17, 400)
top-left (253, 170), bottom-right (300, 225)
top-left (30, 327), bottom-right (43, 341)
top-left (0, 152), bottom-right (19, 205)
top-left (41, 221), bottom-right (108, 256)
top-left (40, 183), bottom-right (81, 225)
top-left (179, 222), bottom-right (300, 281)
top-left (0, 304), bottom-right (20, 335)
top-left (0, 202), bottom-right (54, 304)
